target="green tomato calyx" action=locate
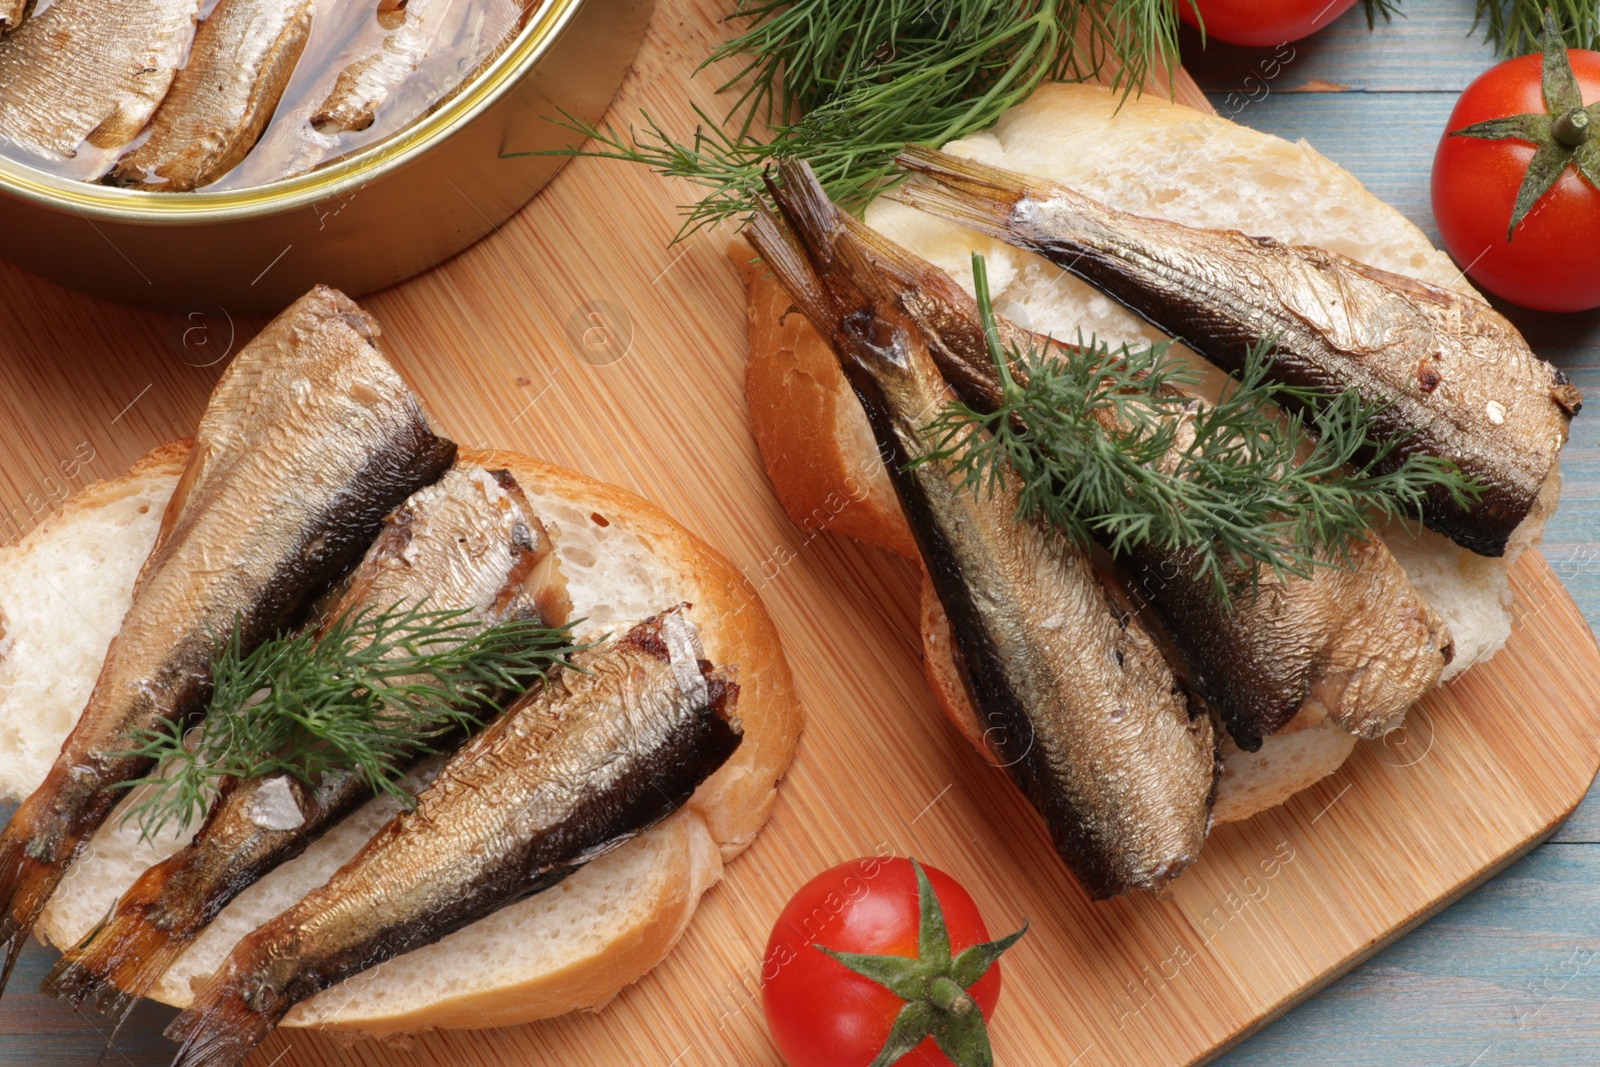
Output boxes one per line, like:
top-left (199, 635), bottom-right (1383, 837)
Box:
top-left (812, 859), bottom-right (1027, 1067)
top-left (1449, 9), bottom-right (1600, 239)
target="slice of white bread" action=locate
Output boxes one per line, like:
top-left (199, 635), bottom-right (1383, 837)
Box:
top-left (742, 82), bottom-right (1533, 824)
top-left (2, 443), bottom-right (801, 1036)
top-left (0, 441), bottom-right (191, 801)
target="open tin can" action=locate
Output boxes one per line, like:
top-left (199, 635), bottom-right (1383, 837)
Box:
top-left (0, 0), bottom-right (653, 313)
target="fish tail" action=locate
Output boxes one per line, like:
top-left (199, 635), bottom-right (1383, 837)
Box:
top-left (745, 164), bottom-right (842, 337)
top-left (836, 210), bottom-right (956, 296)
top-left (891, 145), bottom-right (1037, 244)
top-left (165, 979), bottom-right (281, 1067)
top-left (748, 159), bottom-right (911, 334)
top-left (0, 828), bottom-right (67, 1000)
top-left (42, 899), bottom-right (187, 1023)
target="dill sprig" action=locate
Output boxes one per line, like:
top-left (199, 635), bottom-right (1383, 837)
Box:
top-left (538, 1), bottom-right (1185, 236)
top-left (541, 0), bottom-right (1432, 237)
top-left (1473, 0), bottom-right (1600, 54)
top-left (918, 254), bottom-right (1480, 600)
top-left (116, 605), bottom-right (582, 841)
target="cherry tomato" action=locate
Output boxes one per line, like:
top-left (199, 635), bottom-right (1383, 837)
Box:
top-left (1432, 48), bottom-right (1600, 312)
top-left (761, 857), bottom-right (1020, 1067)
top-left (1177, 0), bottom-right (1358, 47)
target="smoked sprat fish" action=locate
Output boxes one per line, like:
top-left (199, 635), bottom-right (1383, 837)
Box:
top-left (747, 160), bottom-right (1216, 898)
top-left (0, 286), bottom-right (457, 999)
top-left (822, 210), bottom-right (1450, 749)
top-left (0, 0), bottom-right (202, 164)
top-left (893, 145), bottom-right (1582, 558)
top-left (309, 0), bottom-right (454, 133)
top-left (164, 609), bottom-right (741, 1067)
top-left (43, 464), bottom-right (569, 1021)
top-left (107, 0), bottom-right (317, 191)
top-left (1121, 539), bottom-right (1449, 747)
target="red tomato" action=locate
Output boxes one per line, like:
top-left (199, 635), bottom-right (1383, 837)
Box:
top-left (761, 857), bottom-right (1007, 1067)
top-left (1177, 0), bottom-right (1358, 47)
top-left (1432, 50), bottom-right (1600, 312)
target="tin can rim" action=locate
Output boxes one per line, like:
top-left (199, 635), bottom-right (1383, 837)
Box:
top-left (0, 0), bottom-right (586, 224)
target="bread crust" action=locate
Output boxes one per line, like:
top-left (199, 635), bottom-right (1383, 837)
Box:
top-left (739, 253), bottom-right (918, 560)
top-left (307, 810), bottom-right (725, 1035)
top-left (0, 440), bottom-right (193, 550)
top-left (14, 441), bottom-right (801, 1035)
top-left (916, 572), bottom-right (990, 758)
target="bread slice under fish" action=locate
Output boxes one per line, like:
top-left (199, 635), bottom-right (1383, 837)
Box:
top-left (0, 443), bottom-right (801, 1035)
top-left (742, 82), bottom-right (1531, 824)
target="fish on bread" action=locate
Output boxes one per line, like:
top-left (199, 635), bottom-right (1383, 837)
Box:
top-left (892, 144), bottom-right (1581, 558)
top-left (739, 83), bottom-right (1573, 827)
top-left (164, 609), bottom-right (743, 1066)
top-left (747, 159), bottom-right (1217, 898)
top-left (43, 463), bottom-right (570, 1021)
top-left (0, 286), bottom-right (457, 997)
top-left (0, 322), bottom-right (800, 1035)
top-left (811, 204), bottom-right (1454, 750)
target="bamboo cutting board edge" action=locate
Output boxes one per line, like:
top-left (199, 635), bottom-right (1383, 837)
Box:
top-left (0, 1), bottom-right (1597, 1065)
top-left (1197, 786), bottom-right (1582, 1067)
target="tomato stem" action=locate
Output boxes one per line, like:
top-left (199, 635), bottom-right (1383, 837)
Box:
top-left (1554, 107), bottom-right (1591, 148)
top-left (928, 976), bottom-right (975, 1016)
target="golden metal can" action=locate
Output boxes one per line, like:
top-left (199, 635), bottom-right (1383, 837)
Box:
top-left (0, 0), bottom-right (653, 313)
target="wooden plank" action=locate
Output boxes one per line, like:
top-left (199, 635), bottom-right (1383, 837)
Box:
top-left (1181, 3), bottom-right (1499, 92)
top-left (1218, 844), bottom-right (1600, 1066)
top-left (0, 932), bottom-right (176, 1067)
top-left (0, 1), bottom-right (1598, 1066)
top-left (1192, 5), bottom-right (1600, 1061)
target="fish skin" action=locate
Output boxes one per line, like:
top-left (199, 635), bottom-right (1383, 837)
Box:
top-left (106, 0), bottom-right (317, 191)
top-left (308, 0), bottom-right (453, 134)
top-left (0, 0), bottom-right (202, 163)
top-left (893, 146), bottom-right (1582, 558)
top-left (42, 464), bottom-right (569, 1021)
top-left (823, 209), bottom-right (1451, 751)
top-left (0, 0), bottom-right (30, 33)
top-left (748, 160), bottom-right (1215, 899)
top-left (1121, 540), bottom-right (1450, 747)
top-left (163, 609), bottom-right (742, 1067)
top-left (0, 285), bottom-right (457, 999)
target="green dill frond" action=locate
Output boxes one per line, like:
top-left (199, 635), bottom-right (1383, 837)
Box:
top-left (916, 253), bottom-right (1481, 602)
top-left (530, 1), bottom-right (1185, 238)
top-left (115, 605), bottom-right (584, 841)
top-left (1473, 0), bottom-right (1600, 55)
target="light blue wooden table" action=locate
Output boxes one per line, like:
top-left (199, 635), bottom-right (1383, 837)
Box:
top-left (1184, 5), bottom-right (1600, 1064)
top-left (0, 4), bottom-right (1596, 1065)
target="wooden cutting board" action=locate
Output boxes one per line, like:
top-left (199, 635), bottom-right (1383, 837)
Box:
top-left (0, 2), bottom-right (1597, 1065)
